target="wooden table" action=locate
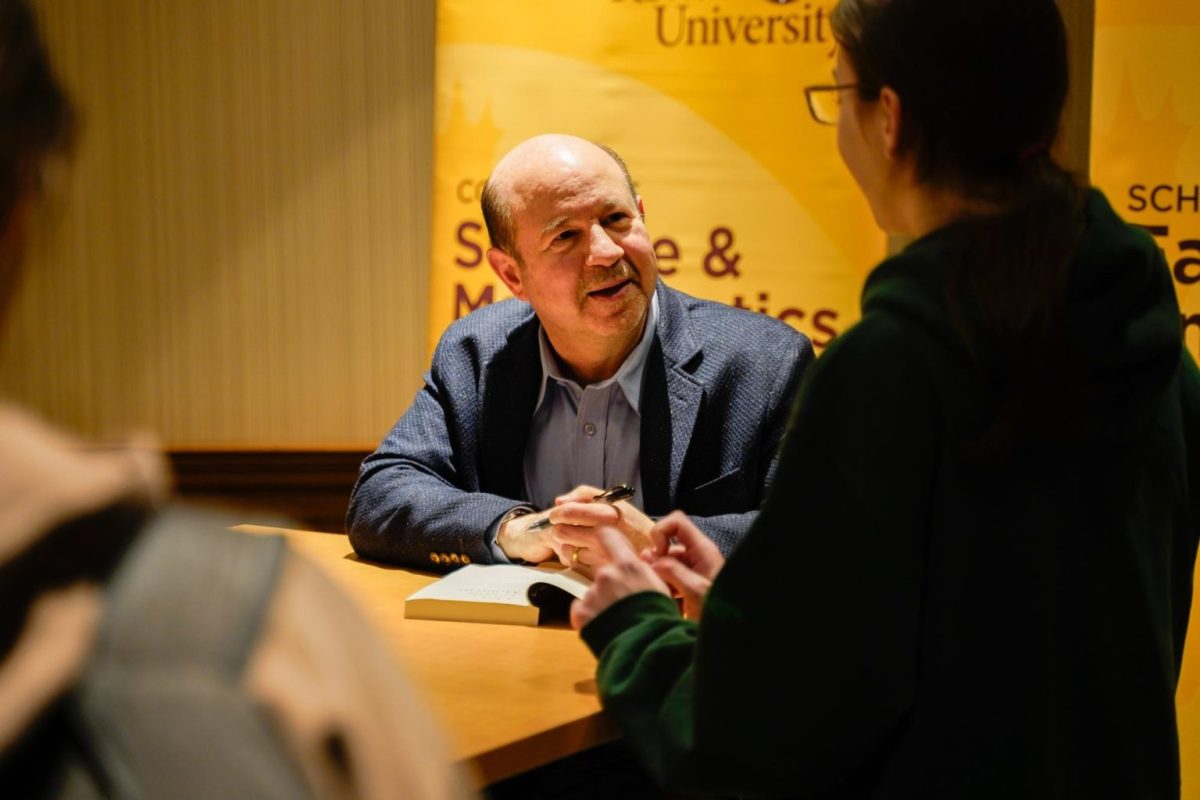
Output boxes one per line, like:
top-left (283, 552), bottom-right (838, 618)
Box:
top-left (236, 525), bottom-right (617, 787)
top-left (242, 526), bottom-right (1200, 797)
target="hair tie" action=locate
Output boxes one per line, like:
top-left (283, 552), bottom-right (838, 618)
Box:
top-left (1018, 142), bottom-right (1049, 165)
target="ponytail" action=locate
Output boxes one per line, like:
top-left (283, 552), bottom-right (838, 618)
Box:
top-left (949, 156), bottom-right (1088, 460)
top-left (830, 0), bottom-right (1085, 459)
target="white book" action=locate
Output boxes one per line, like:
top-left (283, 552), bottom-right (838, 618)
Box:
top-left (404, 564), bottom-right (592, 626)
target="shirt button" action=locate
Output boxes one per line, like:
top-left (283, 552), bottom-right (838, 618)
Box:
top-left (583, 422), bottom-right (597, 436)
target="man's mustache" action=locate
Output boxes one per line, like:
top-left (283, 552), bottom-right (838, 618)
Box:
top-left (580, 260), bottom-right (639, 295)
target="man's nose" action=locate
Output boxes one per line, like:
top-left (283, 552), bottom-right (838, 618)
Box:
top-left (584, 224), bottom-right (624, 266)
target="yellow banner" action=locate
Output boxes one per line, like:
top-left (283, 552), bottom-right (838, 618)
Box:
top-left (1091, 3), bottom-right (1200, 794)
top-left (429, 0), bottom-right (881, 356)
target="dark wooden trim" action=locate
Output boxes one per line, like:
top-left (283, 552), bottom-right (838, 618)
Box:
top-left (1056, 0), bottom-right (1095, 180)
top-left (167, 450), bottom-right (369, 534)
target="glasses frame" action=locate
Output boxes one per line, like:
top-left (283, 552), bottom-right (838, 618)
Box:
top-left (804, 83), bottom-right (860, 126)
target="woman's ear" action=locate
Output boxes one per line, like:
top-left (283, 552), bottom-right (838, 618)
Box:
top-left (878, 86), bottom-right (903, 160)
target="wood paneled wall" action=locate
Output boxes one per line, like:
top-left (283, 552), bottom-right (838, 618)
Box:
top-left (1057, 0), bottom-right (1095, 178)
top-left (168, 448), bottom-right (369, 534)
top-left (1, 0), bottom-right (435, 447)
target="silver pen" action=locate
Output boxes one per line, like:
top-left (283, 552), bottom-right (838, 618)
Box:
top-left (525, 483), bottom-right (635, 532)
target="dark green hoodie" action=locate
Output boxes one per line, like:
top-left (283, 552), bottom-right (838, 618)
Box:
top-left (582, 189), bottom-right (1200, 798)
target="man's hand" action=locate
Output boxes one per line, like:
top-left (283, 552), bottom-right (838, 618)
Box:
top-left (570, 527), bottom-right (671, 630)
top-left (547, 484), bottom-right (653, 571)
top-left (495, 510), bottom-right (557, 563)
top-left (643, 511), bottom-right (725, 621)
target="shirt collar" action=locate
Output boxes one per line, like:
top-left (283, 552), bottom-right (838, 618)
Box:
top-left (533, 292), bottom-right (659, 415)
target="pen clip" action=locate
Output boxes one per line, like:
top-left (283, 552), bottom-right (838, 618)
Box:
top-left (593, 483), bottom-right (634, 504)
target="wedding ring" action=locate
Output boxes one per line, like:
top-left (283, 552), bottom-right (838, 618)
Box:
top-left (572, 548), bottom-right (581, 564)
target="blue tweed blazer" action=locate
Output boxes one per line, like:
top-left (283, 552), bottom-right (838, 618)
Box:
top-left (347, 282), bottom-right (812, 571)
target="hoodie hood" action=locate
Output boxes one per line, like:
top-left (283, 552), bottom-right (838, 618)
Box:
top-left (1062, 191), bottom-right (1182, 434)
top-left (861, 189), bottom-right (1182, 444)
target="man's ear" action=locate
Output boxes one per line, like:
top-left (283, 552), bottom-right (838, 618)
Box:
top-left (879, 86), bottom-right (903, 160)
top-left (636, 195), bottom-right (645, 218)
top-left (487, 247), bottom-right (526, 300)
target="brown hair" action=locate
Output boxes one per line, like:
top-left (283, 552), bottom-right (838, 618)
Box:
top-left (0, 0), bottom-right (76, 224)
top-left (832, 0), bottom-right (1088, 457)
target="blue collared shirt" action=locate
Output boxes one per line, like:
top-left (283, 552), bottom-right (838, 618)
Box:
top-left (522, 294), bottom-right (658, 513)
top-left (488, 296), bottom-right (658, 562)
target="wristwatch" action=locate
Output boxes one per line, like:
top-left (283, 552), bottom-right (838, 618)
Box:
top-left (497, 505), bottom-right (535, 529)
top-left (493, 505), bottom-right (535, 560)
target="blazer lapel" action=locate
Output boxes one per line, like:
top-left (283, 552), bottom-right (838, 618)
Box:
top-left (479, 319), bottom-right (541, 501)
top-left (640, 285), bottom-right (703, 514)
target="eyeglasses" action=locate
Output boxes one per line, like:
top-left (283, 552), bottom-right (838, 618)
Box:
top-left (804, 83), bottom-right (859, 126)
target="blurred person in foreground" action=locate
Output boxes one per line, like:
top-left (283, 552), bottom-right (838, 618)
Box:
top-left (0, 2), bottom-right (470, 798)
top-left (570, 0), bottom-right (1200, 796)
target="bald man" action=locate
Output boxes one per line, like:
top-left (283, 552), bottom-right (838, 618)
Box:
top-left (347, 135), bottom-right (813, 573)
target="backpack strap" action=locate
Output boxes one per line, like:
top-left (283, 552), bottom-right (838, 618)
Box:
top-left (69, 508), bottom-right (317, 800)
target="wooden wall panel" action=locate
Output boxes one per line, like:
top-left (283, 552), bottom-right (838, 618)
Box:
top-left (168, 448), bottom-right (369, 534)
top-left (0, 0), bottom-right (435, 447)
top-left (1057, 0), bottom-right (1095, 179)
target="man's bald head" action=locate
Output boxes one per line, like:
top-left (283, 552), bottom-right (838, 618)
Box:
top-left (481, 134), bottom-right (637, 259)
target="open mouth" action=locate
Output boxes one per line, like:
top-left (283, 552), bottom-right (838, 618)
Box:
top-left (588, 278), bottom-right (633, 299)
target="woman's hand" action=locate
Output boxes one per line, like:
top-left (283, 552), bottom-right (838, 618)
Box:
top-left (570, 526), bottom-right (671, 630)
top-left (642, 511), bottom-right (725, 621)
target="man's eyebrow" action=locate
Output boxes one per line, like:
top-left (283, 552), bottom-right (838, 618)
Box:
top-left (539, 201), bottom-right (625, 239)
top-left (541, 215), bottom-right (571, 237)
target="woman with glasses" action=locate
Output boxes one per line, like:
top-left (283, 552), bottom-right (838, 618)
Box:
top-left (570, 0), bottom-right (1200, 796)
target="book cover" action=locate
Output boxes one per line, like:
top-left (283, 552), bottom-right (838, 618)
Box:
top-left (404, 564), bottom-right (592, 626)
